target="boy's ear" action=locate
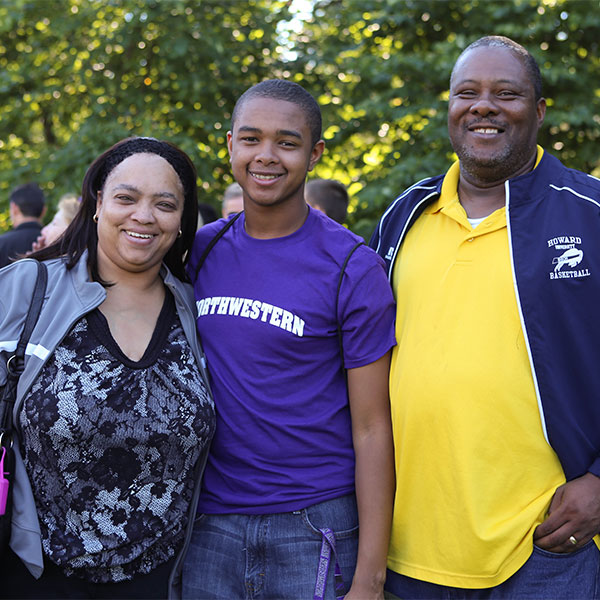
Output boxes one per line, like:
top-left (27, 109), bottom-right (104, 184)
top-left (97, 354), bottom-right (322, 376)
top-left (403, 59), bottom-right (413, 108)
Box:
top-left (308, 140), bottom-right (325, 172)
top-left (227, 131), bottom-right (233, 160)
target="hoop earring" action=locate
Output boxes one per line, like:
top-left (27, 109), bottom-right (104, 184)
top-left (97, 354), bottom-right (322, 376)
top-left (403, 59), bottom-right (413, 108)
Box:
top-left (177, 229), bottom-right (182, 238)
top-left (93, 214), bottom-right (98, 223)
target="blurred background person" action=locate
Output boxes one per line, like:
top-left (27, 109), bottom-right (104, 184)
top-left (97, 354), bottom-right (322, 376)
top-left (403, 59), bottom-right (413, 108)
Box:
top-left (305, 178), bottom-right (349, 224)
top-left (31, 193), bottom-right (81, 252)
top-left (197, 202), bottom-right (218, 229)
top-left (0, 182), bottom-right (46, 268)
top-left (221, 182), bottom-right (243, 218)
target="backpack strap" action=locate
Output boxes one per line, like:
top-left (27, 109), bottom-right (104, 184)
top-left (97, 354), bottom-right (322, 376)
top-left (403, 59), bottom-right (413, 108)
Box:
top-left (192, 212), bottom-right (243, 282)
top-left (192, 215), bottom-right (362, 373)
top-left (2, 260), bottom-right (47, 431)
top-left (336, 242), bottom-right (365, 370)
top-left (13, 261), bottom-right (48, 367)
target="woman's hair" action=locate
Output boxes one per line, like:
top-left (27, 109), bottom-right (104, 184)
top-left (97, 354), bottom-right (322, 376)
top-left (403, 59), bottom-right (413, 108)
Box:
top-left (29, 137), bottom-right (199, 283)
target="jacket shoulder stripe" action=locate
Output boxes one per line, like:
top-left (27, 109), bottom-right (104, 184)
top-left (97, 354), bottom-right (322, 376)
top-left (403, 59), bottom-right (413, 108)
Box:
top-left (375, 178), bottom-right (439, 254)
top-left (0, 341), bottom-right (50, 360)
top-left (27, 343), bottom-right (50, 360)
top-left (548, 184), bottom-right (600, 209)
top-left (0, 340), bottom-right (18, 353)
top-left (384, 192), bottom-right (439, 279)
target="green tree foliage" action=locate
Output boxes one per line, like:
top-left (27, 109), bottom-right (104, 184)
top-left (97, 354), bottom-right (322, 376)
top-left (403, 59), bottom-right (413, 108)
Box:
top-left (0, 0), bottom-right (290, 225)
top-left (0, 0), bottom-right (598, 239)
top-left (290, 0), bottom-right (600, 239)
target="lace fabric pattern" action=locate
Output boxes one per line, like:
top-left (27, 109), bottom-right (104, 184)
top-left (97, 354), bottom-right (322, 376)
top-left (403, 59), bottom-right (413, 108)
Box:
top-left (20, 311), bottom-right (215, 583)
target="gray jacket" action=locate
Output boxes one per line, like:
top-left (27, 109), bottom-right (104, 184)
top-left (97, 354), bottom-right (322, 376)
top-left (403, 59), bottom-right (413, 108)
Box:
top-left (0, 253), bottom-right (213, 598)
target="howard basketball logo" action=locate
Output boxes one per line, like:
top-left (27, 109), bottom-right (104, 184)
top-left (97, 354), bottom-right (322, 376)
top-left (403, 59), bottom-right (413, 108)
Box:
top-left (547, 236), bottom-right (590, 280)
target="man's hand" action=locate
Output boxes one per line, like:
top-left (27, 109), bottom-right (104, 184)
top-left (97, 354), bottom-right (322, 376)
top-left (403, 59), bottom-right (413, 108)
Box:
top-left (31, 233), bottom-right (47, 253)
top-left (533, 472), bottom-right (600, 552)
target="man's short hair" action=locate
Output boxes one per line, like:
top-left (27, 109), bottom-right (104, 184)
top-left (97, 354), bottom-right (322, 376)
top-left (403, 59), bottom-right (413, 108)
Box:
top-left (231, 79), bottom-right (322, 147)
top-left (451, 35), bottom-right (543, 101)
top-left (221, 182), bottom-right (244, 218)
top-left (305, 179), bottom-right (349, 224)
top-left (223, 182), bottom-right (243, 203)
top-left (9, 182), bottom-right (46, 218)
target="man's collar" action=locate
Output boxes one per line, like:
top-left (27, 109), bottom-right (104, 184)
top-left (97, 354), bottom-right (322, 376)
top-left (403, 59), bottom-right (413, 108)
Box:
top-left (426, 161), bottom-right (461, 214)
top-left (431, 145), bottom-right (545, 213)
top-left (14, 221), bottom-right (42, 230)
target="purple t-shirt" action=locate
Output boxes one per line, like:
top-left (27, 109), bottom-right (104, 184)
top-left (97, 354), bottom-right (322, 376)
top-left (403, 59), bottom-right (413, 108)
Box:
top-left (188, 207), bottom-right (395, 513)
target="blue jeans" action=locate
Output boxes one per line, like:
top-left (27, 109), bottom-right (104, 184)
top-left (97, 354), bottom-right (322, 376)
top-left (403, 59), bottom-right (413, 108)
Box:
top-left (182, 493), bottom-right (359, 599)
top-left (385, 541), bottom-right (600, 599)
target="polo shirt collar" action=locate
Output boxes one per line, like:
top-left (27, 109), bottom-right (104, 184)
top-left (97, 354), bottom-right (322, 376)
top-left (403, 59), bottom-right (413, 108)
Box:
top-left (426, 146), bottom-right (545, 228)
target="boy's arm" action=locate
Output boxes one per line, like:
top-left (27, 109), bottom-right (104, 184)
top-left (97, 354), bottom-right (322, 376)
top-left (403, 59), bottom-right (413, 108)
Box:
top-left (345, 350), bottom-right (394, 600)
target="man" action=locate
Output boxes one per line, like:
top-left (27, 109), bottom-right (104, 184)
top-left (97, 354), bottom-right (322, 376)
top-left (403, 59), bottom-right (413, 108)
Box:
top-left (183, 79), bottom-right (395, 599)
top-left (370, 36), bottom-right (600, 598)
top-left (220, 181), bottom-right (244, 218)
top-left (305, 178), bottom-right (349, 224)
top-left (197, 202), bottom-right (218, 228)
top-left (0, 182), bottom-right (46, 268)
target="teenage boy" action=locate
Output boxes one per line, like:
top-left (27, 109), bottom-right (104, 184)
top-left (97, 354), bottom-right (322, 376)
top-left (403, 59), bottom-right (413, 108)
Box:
top-left (183, 80), bottom-right (396, 599)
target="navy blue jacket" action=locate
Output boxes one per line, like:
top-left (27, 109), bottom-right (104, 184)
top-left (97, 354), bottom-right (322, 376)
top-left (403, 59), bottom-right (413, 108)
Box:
top-left (0, 221), bottom-right (42, 268)
top-left (370, 151), bottom-right (600, 481)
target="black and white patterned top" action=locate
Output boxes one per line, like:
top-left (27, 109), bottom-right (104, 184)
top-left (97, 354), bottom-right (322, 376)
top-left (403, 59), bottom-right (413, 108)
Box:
top-left (19, 293), bottom-right (215, 583)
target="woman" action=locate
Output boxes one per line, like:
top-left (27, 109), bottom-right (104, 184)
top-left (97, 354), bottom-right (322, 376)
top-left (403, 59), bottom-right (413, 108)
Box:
top-left (31, 193), bottom-right (81, 251)
top-left (0, 137), bottom-right (215, 599)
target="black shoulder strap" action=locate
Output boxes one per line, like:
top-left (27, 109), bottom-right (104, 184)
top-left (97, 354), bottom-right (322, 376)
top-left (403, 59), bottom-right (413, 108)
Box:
top-left (1, 261), bottom-right (47, 432)
top-left (336, 241), bottom-right (365, 369)
top-left (14, 261), bottom-right (48, 364)
top-left (193, 212), bottom-right (243, 283)
top-left (192, 217), bottom-right (361, 370)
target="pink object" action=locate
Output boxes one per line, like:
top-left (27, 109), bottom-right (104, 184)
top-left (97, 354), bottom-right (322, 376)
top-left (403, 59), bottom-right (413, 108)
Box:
top-left (0, 447), bottom-right (9, 516)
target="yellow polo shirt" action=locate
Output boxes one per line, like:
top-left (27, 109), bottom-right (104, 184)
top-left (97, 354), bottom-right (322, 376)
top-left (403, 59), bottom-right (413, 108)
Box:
top-left (388, 156), bottom-right (566, 588)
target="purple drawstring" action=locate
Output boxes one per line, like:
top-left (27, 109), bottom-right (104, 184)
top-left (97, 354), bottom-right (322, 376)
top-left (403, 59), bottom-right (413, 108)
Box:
top-left (314, 527), bottom-right (345, 600)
